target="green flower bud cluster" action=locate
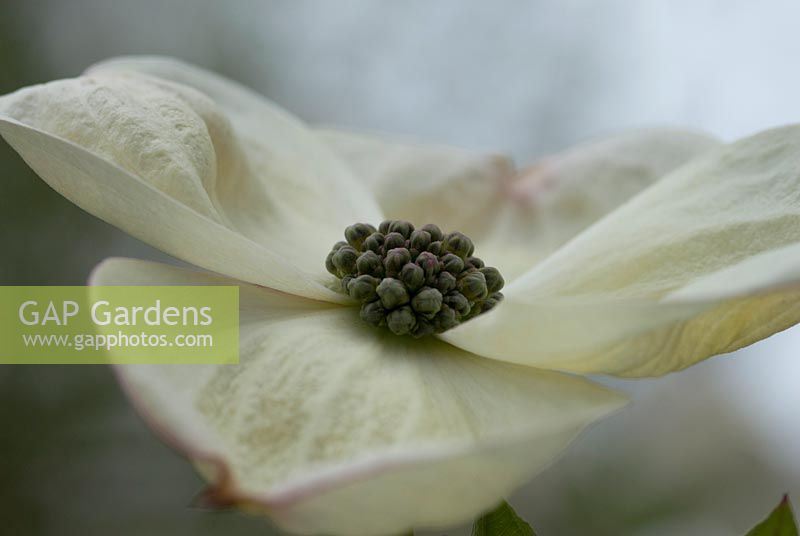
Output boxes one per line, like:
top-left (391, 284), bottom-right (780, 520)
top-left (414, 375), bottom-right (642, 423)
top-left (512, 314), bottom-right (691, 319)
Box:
top-left (325, 220), bottom-right (504, 337)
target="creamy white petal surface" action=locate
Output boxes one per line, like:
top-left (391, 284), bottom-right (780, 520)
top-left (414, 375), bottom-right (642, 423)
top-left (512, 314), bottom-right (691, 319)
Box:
top-left (317, 128), bottom-right (516, 238)
top-left (320, 127), bottom-right (719, 280)
top-left (92, 258), bottom-right (625, 536)
top-left (88, 57), bottom-right (383, 269)
top-left (442, 125), bottom-right (800, 377)
top-left (0, 58), bottom-right (384, 301)
top-left (478, 128), bottom-right (721, 278)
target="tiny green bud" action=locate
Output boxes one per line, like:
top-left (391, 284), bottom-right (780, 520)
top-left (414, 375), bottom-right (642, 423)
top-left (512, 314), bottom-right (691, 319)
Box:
top-left (345, 223), bottom-right (376, 250)
top-left (481, 292), bottom-right (503, 312)
top-left (388, 220), bottom-right (415, 238)
top-left (341, 275), bottom-right (354, 292)
top-left (480, 266), bottom-right (505, 293)
top-left (360, 300), bottom-right (385, 327)
top-left (411, 287), bottom-right (443, 315)
top-left (332, 246), bottom-right (358, 276)
top-left (466, 256), bottom-right (485, 269)
top-left (436, 271), bottom-right (457, 293)
top-left (332, 241), bottom-right (348, 252)
top-left (383, 232), bottom-right (406, 251)
top-left (378, 220), bottom-right (394, 234)
top-left (462, 303), bottom-right (481, 320)
top-left (444, 291), bottom-right (471, 317)
top-left (434, 304), bottom-right (458, 331)
top-left (409, 230), bottom-right (431, 252)
top-left (357, 250), bottom-right (382, 276)
top-left (443, 232), bottom-right (474, 259)
top-left (363, 232), bottom-right (385, 253)
top-left (376, 278), bottom-right (410, 309)
top-left (458, 270), bottom-right (488, 301)
top-left (400, 262), bottom-right (425, 291)
top-left (421, 223), bottom-right (443, 242)
top-left (441, 253), bottom-right (464, 274)
top-left (427, 241), bottom-right (443, 256)
top-left (415, 251), bottom-right (439, 280)
top-left (384, 247), bottom-right (411, 277)
top-left (325, 249), bottom-right (337, 276)
top-left (387, 305), bottom-right (417, 335)
top-left (349, 274), bottom-right (379, 302)
top-left (412, 319), bottom-right (435, 338)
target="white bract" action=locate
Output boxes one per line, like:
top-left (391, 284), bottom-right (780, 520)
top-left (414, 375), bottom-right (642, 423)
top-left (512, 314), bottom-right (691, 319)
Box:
top-left (2, 57), bottom-right (799, 535)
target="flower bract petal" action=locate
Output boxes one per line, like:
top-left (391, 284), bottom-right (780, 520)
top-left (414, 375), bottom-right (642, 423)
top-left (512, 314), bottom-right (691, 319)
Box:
top-left (442, 125), bottom-right (800, 377)
top-left (92, 258), bottom-right (625, 535)
top-left (0, 56), bottom-right (385, 302)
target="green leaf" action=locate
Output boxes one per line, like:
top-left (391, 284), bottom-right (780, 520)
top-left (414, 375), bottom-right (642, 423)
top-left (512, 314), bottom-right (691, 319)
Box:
top-left (472, 500), bottom-right (537, 536)
top-left (746, 495), bottom-right (798, 536)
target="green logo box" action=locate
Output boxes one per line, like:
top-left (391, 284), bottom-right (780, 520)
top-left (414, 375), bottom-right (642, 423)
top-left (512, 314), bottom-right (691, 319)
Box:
top-left (0, 286), bottom-right (239, 364)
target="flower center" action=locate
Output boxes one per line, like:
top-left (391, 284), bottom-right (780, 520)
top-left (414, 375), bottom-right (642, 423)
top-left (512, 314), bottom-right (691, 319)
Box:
top-left (325, 220), bottom-right (504, 337)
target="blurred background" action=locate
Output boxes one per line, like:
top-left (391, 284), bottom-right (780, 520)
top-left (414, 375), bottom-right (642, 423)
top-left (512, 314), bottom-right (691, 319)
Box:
top-left (1, 1), bottom-right (799, 535)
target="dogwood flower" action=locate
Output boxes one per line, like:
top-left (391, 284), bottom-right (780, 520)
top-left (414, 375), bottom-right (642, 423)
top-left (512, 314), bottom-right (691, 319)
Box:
top-left (2, 56), bottom-right (800, 535)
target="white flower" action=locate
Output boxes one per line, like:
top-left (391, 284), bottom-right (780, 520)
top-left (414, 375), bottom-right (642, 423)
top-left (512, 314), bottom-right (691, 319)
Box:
top-left (2, 56), bottom-right (799, 535)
